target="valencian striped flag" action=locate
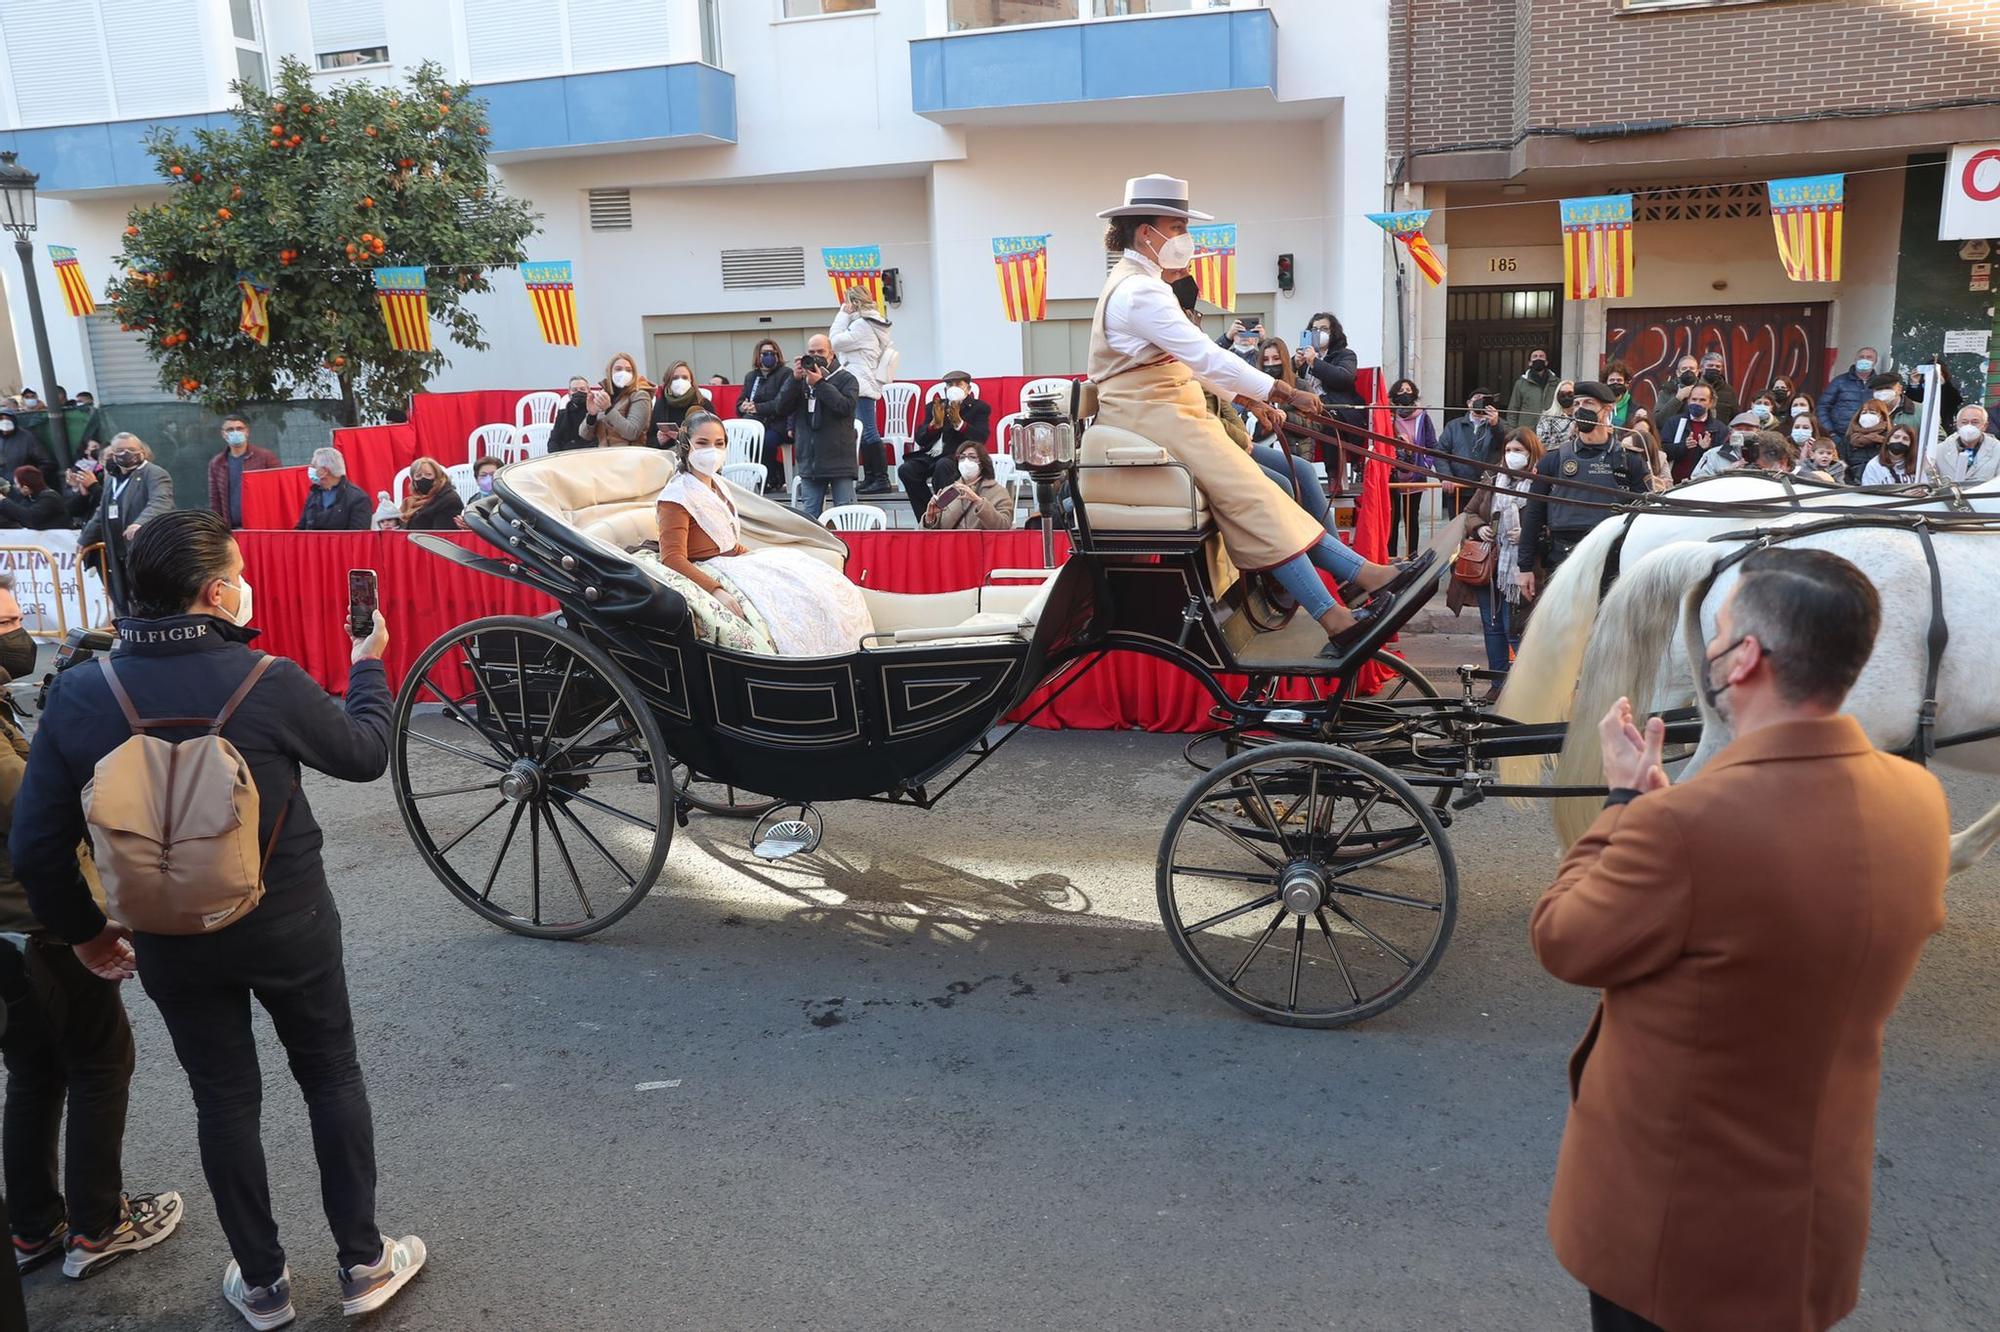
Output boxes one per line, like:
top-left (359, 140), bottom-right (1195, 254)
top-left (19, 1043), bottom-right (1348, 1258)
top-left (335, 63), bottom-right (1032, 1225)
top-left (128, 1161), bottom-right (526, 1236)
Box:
top-left (991, 235), bottom-right (1049, 322)
top-left (823, 245), bottom-right (885, 309)
top-left (1767, 174), bottom-right (1843, 283)
top-left (237, 273), bottom-right (271, 345)
top-left (1187, 224), bottom-right (1237, 312)
top-left (520, 260), bottom-right (580, 345)
top-left (1365, 210), bottom-right (1446, 287)
top-left (372, 266), bottom-right (432, 352)
top-left (1559, 194), bottom-right (1634, 300)
top-left (49, 246), bottom-right (95, 316)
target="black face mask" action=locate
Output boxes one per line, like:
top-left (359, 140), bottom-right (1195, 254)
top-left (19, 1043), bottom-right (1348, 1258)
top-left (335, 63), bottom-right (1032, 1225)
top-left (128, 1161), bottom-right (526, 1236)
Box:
top-left (0, 627), bottom-right (34, 682)
top-left (108, 453), bottom-right (139, 475)
top-left (1699, 636), bottom-right (1751, 715)
top-left (1529, 363), bottom-right (1550, 382)
top-left (1261, 363), bottom-right (1284, 374)
top-left (1573, 406), bottom-right (1601, 432)
top-left (1556, 390), bottom-right (1575, 408)
top-left (1678, 369), bottom-right (1698, 387)
top-left (1887, 440), bottom-right (1911, 456)
top-left (1606, 381), bottom-right (1626, 394)
top-left (1702, 366), bottom-right (1723, 383)
top-left (759, 352), bottom-right (777, 369)
top-left (1390, 392), bottom-right (1417, 406)
top-left (412, 476), bottom-right (435, 495)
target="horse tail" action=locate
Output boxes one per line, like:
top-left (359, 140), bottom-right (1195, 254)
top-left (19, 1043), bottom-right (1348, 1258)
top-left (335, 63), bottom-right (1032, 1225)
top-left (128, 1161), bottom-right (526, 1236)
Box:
top-left (1949, 799), bottom-right (2000, 877)
top-left (1494, 519), bottom-right (1626, 787)
top-left (1548, 540), bottom-right (1735, 848)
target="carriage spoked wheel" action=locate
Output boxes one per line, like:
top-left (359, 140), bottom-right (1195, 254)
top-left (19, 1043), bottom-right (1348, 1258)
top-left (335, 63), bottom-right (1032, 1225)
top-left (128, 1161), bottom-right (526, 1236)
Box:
top-left (1157, 741), bottom-right (1457, 1028)
top-left (1183, 651), bottom-right (1440, 774)
top-left (668, 761), bottom-right (783, 820)
top-left (391, 615), bottom-right (673, 940)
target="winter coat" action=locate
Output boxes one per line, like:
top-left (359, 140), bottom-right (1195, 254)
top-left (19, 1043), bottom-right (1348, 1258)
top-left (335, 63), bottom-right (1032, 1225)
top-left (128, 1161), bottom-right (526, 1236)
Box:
top-left (913, 398), bottom-right (993, 457)
top-left (1300, 345), bottom-right (1365, 430)
top-left (207, 443), bottom-right (282, 522)
top-left (922, 477), bottom-right (1014, 531)
top-left (1928, 432), bottom-right (2000, 486)
top-left (0, 487), bottom-right (69, 530)
top-left (650, 383), bottom-right (709, 439)
top-left (1654, 377), bottom-right (1741, 435)
top-left (1387, 408), bottom-right (1438, 481)
top-left (10, 614), bottom-right (390, 945)
top-left (829, 310), bottom-right (897, 400)
top-left (738, 364), bottom-right (796, 445)
top-left (578, 384), bottom-right (654, 447)
top-left (1505, 371), bottom-right (1559, 426)
top-left (1859, 455), bottom-right (1916, 486)
top-left (774, 366), bottom-right (860, 481)
top-left (399, 486), bottom-right (465, 531)
top-left (1535, 408), bottom-right (1575, 457)
top-left (1434, 413), bottom-right (1503, 481)
top-left (1816, 368), bottom-right (1873, 439)
top-left (548, 394), bottom-right (591, 452)
top-left (295, 478), bottom-right (374, 531)
top-left (0, 420), bottom-right (54, 487)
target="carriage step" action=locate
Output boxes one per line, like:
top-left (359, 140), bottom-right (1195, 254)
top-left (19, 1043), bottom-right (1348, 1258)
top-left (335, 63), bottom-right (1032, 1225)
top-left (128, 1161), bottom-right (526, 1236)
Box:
top-left (752, 804), bottom-right (825, 860)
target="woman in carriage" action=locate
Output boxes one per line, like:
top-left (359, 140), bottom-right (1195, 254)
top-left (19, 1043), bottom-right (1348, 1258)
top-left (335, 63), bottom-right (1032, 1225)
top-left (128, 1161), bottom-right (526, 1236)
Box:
top-left (651, 411), bottom-right (873, 656)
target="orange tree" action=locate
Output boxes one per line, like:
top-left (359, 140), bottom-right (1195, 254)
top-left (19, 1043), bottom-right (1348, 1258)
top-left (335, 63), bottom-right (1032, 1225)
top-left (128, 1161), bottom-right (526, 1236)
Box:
top-left (108, 58), bottom-right (537, 424)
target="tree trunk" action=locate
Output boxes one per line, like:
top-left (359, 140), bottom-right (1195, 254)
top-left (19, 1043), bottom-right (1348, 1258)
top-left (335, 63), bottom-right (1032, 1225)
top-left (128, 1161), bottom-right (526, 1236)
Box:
top-left (339, 370), bottom-right (358, 427)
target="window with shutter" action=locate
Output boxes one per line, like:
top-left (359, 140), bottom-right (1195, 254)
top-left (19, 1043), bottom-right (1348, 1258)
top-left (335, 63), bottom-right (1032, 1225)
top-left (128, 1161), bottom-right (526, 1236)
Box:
top-left (0, 0), bottom-right (114, 125)
top-left (85, 316), bottom-right (176, 404)
top-left (102, 0), bottom-right (208, 118)
top-left (569, 0), bottom-right (671, 72)
top-left (464, 0), bottom-right (564, 81)
top-left (308, 0), bottom-right (388, 68)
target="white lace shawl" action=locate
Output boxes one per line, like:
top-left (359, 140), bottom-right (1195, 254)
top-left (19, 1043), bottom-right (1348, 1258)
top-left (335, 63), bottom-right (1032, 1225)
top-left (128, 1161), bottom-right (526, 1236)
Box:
top-left (657, 471), bottom-right (740, 554)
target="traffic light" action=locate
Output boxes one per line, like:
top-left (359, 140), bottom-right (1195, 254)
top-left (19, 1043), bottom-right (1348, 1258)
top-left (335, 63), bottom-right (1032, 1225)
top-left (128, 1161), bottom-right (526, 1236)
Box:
top-left (1277, 253), bottom-right (1294, 293)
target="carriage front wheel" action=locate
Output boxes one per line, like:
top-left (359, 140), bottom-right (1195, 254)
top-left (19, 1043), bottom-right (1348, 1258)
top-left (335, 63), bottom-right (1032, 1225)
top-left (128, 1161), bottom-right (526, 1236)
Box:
top-left (391, 616), bottom-right (674, 940)
top-left (1157, 742), bottom-right (1457, 1028)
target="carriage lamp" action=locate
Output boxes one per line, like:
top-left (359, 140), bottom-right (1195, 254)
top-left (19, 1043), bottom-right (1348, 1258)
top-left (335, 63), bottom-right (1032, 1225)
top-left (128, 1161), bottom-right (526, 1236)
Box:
top-left (1011, 391), bottom-right (1077, 568)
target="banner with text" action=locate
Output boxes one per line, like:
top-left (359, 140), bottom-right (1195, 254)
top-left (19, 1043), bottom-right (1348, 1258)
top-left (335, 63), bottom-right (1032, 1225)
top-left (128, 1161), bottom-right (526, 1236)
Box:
top-left (0, 530), bottom-right (110, 637)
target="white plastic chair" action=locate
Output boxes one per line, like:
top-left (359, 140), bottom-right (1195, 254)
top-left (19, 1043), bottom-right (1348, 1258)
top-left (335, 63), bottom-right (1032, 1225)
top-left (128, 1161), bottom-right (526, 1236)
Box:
top-left (1019, 377), bottom-right (1074, 413)
top-left (446, 462), bottom-right (478, 501)
top-left (723, 418), bottom-right (765, 468)
top-left (390, 465), bottom-right (412, 504)
top-left (468, 422), bottom-right (518, 467)
top-left (820, 504), bottom-right (886, 532)
top-left (721, 462), bottom-right (767, 493)
top-left (880, 382), bottom-right (920, 452)
top-left (991, 412), bottom-right (1019, 460)
top-left (520, 423), bottom-right (552, 459)
top-left (515, 391), bottom-right (562, 433)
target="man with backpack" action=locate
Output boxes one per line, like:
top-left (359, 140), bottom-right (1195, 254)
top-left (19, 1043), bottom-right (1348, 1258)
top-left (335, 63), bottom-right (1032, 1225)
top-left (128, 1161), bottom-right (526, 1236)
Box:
top-left (0, 571), bottom-right (184, 1281)
top-left (9, 510), bottom-right (426, 1329)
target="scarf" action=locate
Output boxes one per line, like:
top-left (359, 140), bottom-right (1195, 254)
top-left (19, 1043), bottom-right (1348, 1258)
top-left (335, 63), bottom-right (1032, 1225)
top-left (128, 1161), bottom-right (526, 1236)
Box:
top-left (1491, 473), bottom-right (1531, 605)
top-left (400, 476), bottom-right (447, 521)
top-left (657, 380), bottom-right (700, 415)
top-left (660, 471), bottom-right (740, 554)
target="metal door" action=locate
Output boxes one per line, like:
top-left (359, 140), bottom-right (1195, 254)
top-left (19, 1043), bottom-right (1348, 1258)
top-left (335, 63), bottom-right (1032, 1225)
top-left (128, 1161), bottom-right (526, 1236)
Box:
top-left (1443, 286), bottom-right (1563, 411)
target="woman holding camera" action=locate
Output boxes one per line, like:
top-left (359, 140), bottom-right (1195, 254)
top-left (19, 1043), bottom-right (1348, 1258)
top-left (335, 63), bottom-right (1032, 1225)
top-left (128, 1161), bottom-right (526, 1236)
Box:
top-left (921, 442), bottom-right (1013, 531)
top-left (577, 352), bottom-right (654, 448)
top-left (650, 360), bottom-right (706, 446)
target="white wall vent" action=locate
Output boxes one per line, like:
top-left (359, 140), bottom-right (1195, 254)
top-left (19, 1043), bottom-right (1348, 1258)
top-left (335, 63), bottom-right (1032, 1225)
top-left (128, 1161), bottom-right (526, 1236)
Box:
top-left (721, 247), bottom-right (807, 290)
top-left (587, 189), bottom-right (634, 231)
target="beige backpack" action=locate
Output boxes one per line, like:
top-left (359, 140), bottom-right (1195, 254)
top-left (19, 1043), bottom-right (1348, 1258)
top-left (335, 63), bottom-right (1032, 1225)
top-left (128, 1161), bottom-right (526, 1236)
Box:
top-left (81, 655), bottom-right (285, 934)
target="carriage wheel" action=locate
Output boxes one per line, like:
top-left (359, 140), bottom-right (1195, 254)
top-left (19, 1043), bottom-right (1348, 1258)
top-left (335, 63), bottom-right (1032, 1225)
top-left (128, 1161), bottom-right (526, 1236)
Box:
top-left (669, 761), bottom-right (783, 820)
top-left (1157, 741), bottom-right (1457, 1028)
top-left (1363, 651), bottom-right (1438, 701)
top-left (391, 616), bottom-right (673, 940)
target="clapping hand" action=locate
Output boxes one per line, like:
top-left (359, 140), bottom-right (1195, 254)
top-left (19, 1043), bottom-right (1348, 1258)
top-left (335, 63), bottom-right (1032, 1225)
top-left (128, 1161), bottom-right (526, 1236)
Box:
top-left (586, 387), bottom-right (611, 414)
top-left (1597, 696), bottom-right (1670, 793)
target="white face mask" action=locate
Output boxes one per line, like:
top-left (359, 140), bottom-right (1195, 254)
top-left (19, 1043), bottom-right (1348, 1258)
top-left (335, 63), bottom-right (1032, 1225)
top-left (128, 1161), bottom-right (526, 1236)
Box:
top-left (1871, 389), bottom-right (1897, 404)
top-left (611, 369), bottom-right (634, 389)
top-left (1504, 449), bottom-right (1529, 470)
top-left (1856, 413), bottom-right (1881, 430)
top-left (1145, 225), bottom-right (1196, 270)
top-left (688, 446), bottom-right (723, 476)
top-left (1790, 403), bottom-right (1809, 417)
top-left (1958, 422), bottom-right (1984, 444)
top-left (945, 386), bottom-right (967, 404)
top-left (669, 377), bottom-right (691, 396)
top-left (957, 457), bottom-right (981, 481)
top-left (1791, 427), bottom-right (1813, 445)
top-left (222, 576), bottom-right (253, 627)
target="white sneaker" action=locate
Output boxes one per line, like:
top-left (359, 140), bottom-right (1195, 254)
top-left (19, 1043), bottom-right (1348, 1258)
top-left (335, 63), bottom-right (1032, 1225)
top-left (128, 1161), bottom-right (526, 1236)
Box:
top-left (338, 1233), bottom-right (427, 1316)
top-left (222, 1260), bottom-right (296, 1330)
top-left (62, 1191), bottom-right (183, 1279)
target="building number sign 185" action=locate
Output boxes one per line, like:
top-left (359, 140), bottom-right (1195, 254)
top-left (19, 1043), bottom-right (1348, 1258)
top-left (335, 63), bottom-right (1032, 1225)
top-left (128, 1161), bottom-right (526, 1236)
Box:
top-left (1487, 257), bottom-right (1518, 272)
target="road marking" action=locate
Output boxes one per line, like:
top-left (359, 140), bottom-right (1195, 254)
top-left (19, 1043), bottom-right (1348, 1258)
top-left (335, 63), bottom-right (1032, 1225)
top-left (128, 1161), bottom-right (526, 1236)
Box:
top-left (635, 1079), bottom-right (683, 1091)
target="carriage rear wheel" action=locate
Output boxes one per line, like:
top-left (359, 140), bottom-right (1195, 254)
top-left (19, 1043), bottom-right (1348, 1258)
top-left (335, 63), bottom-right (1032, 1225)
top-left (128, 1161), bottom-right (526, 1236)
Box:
top-left (392, 616), bottom-right (673, 940)
top-left (1157, 741), bottom-right (1457, 1028)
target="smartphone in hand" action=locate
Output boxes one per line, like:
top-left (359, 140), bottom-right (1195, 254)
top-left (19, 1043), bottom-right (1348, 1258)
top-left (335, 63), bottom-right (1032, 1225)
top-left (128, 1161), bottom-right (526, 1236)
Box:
top-left (347, 569), bottom-right (379, 638)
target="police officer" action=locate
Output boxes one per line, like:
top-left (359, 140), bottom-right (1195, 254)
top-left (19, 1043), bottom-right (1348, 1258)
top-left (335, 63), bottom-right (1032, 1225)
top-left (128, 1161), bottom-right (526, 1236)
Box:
top-left (1517, 381), bottom-right (1648, 596)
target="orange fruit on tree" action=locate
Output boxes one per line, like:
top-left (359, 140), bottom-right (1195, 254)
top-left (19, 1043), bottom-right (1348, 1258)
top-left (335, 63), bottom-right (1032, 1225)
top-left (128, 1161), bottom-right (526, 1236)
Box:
top-left (169, 164), bottom-right (184, 175)
top-left (216, 208), bottom-right (231, 220)
top-left (124, 225), bottom-right (138, 237)
top-left (361, 196), bottom-right (373, 208)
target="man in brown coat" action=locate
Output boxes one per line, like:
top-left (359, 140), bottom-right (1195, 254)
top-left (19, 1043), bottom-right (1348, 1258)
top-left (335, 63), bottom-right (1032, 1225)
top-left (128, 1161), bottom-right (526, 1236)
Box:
top-left (1532, 546), bottom-right (1948, 1332)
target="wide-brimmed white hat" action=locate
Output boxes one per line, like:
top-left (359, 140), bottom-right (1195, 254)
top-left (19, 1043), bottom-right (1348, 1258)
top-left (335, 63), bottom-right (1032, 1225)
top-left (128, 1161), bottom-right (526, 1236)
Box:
top-left (1097, 174), bottom-right (1213, 221)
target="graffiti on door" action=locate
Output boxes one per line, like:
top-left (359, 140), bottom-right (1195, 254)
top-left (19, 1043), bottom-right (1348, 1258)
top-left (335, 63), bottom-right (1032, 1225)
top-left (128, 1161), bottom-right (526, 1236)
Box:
top-left (1603, 303), bottom-right (1830, 414)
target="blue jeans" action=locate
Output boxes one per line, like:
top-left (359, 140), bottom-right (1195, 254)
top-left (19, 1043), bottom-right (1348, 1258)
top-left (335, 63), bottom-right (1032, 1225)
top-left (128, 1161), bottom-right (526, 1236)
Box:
top-left (857, 401), bottom-right (887, 480)
top-left (1269, 536), bottom-right (1367, 621)
top-left (1250, 444), bottom-right (1332, 527)
top-left (798, 477), bottom-right (855, 520)
top-left (1474, 581), bottom-right (1518, 672)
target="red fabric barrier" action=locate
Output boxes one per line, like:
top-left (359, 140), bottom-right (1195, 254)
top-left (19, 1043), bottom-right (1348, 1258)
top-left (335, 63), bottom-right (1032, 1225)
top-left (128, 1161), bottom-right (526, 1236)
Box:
top-left (239, 528), bottom-right (1388, 732)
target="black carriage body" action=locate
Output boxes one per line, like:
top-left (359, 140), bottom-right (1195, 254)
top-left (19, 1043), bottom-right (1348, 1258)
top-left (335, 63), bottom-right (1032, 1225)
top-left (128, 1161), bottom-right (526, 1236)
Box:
top-left (440, 482), bottom-right (1099, 805)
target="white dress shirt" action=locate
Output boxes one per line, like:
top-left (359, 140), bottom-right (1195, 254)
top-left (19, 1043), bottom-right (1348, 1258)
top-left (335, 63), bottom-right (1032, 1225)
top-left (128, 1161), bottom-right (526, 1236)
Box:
top-left (1104, 249), bottom-right (1275, 403)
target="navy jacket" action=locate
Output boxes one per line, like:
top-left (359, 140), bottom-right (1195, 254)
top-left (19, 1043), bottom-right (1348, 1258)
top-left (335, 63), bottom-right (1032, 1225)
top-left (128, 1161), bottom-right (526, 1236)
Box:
top-left (9, 616), bottom-right (390, 944)
top-left (297, 478), bottom-right (374, 531)
top-left (1434, 413), bottom-right (1503, 481)
top-left (1816, 369), bottom-right (1872, 439)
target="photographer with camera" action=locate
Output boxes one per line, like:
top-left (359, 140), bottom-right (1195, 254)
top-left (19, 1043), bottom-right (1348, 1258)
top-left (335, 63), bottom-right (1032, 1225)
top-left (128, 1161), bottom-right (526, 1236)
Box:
top-left (773, 334), bottom-right (860, 520)
top-left (548, 376), bottom-right (594, 453)
top-left (11, 509), bottom-right (426, 1327)
top-left (1435, 390), bottom-right (1505, 520)
top-left (1215, 317), bottom-right (1263, 366)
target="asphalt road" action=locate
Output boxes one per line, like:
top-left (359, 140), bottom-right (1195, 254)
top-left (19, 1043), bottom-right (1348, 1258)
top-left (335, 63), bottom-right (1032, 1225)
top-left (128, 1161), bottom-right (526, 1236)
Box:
top-left (21, 657), bottom-right (2000, 1331)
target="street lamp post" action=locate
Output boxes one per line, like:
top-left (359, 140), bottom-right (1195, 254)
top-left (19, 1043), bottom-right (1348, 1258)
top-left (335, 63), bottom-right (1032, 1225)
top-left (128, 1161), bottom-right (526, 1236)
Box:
top-left (0, 151), bottom-right (71, 458)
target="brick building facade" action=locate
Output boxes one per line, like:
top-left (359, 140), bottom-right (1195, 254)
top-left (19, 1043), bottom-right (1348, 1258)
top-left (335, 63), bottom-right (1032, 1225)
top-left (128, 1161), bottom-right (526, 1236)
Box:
top-left (1386, 0), bottom-right (2000, 419)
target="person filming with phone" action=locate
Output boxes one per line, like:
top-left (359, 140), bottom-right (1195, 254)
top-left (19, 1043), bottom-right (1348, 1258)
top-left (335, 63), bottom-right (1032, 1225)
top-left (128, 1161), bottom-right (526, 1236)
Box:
top-left (9, 509), bottom-right (428, 1326)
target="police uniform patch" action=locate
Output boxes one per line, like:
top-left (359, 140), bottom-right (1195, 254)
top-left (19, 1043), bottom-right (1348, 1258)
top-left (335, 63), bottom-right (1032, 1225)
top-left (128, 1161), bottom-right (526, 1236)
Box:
top-left (1561, 459), bottom-right (1579, 476)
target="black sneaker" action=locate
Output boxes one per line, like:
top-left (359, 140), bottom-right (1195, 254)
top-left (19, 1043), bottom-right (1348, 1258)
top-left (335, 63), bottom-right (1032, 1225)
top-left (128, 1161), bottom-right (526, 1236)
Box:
top-left (63, 1191), bottom-right (183, 1278)
top-left (13, 1216), bottom-right (66, 1272)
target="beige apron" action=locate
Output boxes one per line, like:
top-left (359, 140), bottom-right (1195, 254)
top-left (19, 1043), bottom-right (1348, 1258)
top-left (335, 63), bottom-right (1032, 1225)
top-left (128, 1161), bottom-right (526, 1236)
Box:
top-left (1086, 258), bottom-right (1325, 572)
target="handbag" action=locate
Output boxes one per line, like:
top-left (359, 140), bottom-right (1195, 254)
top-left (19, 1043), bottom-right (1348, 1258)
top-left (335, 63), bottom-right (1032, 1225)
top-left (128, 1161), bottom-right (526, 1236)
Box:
top-left (1453, 532), bottom-right (1497, 586)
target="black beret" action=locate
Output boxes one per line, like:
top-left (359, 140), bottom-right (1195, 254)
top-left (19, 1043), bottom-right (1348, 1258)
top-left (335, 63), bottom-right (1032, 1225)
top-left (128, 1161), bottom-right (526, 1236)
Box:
top-left (1572, 380), bottom-right (1615, 403)
top-left (1866, 371), bottom-right (1903, 390)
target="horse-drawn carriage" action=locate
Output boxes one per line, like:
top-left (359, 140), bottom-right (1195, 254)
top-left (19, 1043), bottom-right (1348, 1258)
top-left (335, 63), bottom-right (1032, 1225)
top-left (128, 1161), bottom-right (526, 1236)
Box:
top-left (386, 401), bottom-right (2000, 1028)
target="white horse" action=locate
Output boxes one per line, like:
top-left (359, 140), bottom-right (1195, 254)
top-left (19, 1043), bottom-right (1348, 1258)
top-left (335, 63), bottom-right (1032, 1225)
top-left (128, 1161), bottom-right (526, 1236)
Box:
top-left (1542, 525), bottom-right (2000, 876)
top-left (1494, 474), bottom-right (2000, 784)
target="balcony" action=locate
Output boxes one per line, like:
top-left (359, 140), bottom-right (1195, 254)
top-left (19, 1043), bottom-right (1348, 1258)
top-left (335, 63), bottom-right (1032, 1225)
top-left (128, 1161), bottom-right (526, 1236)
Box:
top-left (0, 62), bottom-right (736, 195)
top-left (910, 6), bottom-right (1277, 125)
